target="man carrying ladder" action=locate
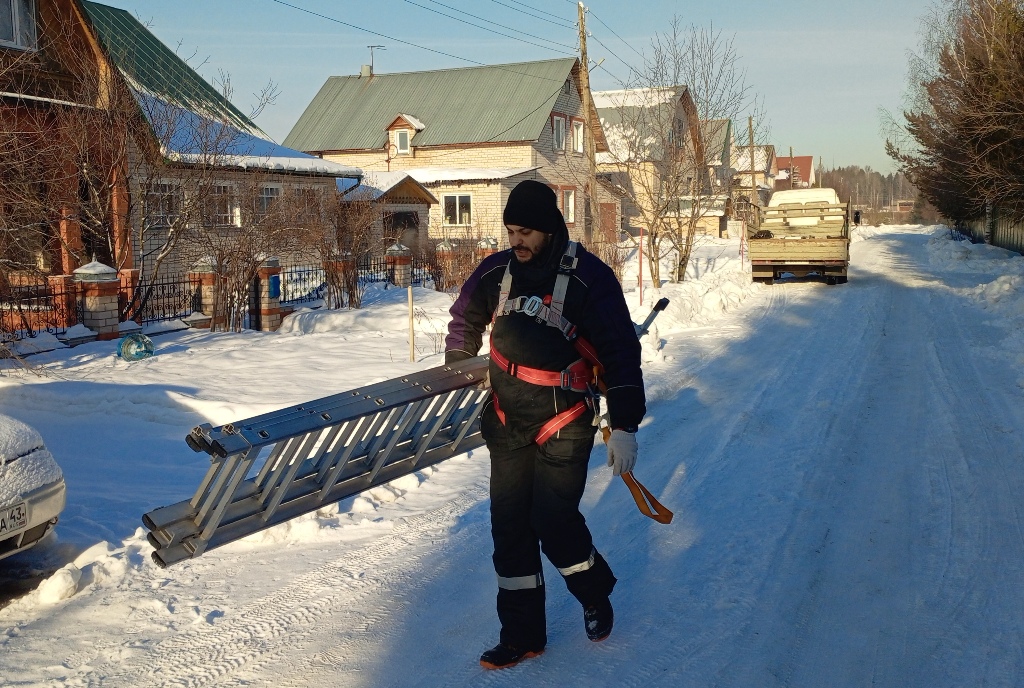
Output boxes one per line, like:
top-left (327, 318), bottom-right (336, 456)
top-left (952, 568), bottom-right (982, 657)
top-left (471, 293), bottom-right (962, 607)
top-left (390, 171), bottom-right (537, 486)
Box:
top-left (446, 180), bottom-right (648, 669)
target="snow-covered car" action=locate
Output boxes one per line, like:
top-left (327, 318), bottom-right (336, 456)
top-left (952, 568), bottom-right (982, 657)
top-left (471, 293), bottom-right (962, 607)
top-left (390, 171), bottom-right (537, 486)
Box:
top-left (0, 414), bottom-right (66, 561)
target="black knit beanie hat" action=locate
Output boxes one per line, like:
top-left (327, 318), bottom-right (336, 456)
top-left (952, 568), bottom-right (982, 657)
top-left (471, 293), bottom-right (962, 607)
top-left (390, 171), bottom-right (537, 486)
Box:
top-left (503, 180), bottom-right (567, 235)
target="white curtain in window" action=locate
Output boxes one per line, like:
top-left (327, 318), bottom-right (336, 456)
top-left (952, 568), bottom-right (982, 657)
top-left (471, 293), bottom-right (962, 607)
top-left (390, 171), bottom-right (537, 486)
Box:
top-left (16, 0), bottom-right (33, 46)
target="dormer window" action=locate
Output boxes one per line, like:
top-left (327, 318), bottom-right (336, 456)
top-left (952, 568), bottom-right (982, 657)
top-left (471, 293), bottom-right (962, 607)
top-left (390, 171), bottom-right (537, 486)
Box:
top-left (0, 0), bottom-right (36, 50)
top-left (396, 129), bottom-right (411, 154)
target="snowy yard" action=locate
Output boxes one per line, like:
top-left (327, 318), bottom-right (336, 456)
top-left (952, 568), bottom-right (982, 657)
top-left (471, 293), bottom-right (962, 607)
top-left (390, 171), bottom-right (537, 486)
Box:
top-left (2, 226), bottom-right (1024, 686)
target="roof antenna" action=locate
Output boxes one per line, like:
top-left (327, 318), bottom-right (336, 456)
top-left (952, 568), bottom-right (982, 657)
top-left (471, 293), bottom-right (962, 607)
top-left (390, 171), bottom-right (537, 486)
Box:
top-left (367, 45), bottom-right (385, 75)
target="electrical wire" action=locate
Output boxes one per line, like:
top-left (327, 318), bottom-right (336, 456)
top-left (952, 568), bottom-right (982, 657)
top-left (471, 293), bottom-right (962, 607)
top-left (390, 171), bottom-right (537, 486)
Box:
top-left (589, 32), bottom-right (635, 76)
top-left (269, 0), bottom-right (562, 82)
top-left (587, 6), bottom-right (645, 60)
top-left (489, 0), bottom-right (575, 29)
top-left (403, 0), bottom-right (576, 54)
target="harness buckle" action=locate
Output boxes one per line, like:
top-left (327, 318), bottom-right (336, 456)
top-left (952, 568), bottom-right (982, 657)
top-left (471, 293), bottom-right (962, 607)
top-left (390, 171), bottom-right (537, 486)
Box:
top-left (522, 295), bottom-right (544, 317)
top-left (558, 254), bottom-right (578, 274)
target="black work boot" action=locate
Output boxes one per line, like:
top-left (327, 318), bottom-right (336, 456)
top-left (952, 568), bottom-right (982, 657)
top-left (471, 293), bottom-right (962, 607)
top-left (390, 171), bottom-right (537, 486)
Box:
top-left (479, 642), bottom-right (544, 670)
top-left (583, 597), bottom-right (613, 641)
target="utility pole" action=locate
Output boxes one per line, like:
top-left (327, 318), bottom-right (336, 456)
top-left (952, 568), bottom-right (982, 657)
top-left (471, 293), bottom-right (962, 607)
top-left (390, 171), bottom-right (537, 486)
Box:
top-left (789, 146), bottom-right (795, 189)
top-left (577, 2), bottom-right (601, 247)
top-left (748, 115), bottom-right (756, 229)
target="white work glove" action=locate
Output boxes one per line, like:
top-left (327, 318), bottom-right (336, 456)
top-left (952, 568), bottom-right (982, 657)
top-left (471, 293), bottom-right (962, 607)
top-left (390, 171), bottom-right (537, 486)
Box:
top-left (606, 429), bottom-right (638, 477)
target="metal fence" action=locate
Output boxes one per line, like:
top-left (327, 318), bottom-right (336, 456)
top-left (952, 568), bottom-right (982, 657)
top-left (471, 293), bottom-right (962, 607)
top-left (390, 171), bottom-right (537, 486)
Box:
top-left (120, 275), bottom-right (203, 324)
top-left (280, 258), bottom-right (440, 308)
top-left (0, 283), bottom-right (74, 344)
top-left (280, 265), bottom-right (328, 306)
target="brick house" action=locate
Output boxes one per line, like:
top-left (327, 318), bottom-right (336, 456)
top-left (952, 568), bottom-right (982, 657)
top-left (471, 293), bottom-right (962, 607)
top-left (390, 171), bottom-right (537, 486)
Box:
top-left (775, 155), bottom-right (816, 189)
top-left (283, 58), bottom-right (619, 245)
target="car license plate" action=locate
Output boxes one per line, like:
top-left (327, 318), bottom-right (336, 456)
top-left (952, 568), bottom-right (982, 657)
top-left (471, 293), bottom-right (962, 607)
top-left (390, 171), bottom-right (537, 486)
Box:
top-left (0, 502), bottom-right (28, 536)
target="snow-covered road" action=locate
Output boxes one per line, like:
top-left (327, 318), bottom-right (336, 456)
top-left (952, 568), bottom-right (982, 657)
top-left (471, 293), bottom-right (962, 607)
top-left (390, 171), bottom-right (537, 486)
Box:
top-left (2, 225), bottom-right (1024, 686)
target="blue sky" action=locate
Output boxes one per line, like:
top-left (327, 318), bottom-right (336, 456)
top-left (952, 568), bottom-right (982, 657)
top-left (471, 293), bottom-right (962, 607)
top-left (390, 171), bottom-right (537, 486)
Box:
top-left (96, 0), bottom-right (934, 173)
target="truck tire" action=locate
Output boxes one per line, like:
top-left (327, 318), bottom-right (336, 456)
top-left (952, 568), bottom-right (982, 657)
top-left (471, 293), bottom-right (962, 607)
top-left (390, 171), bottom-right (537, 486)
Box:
top-left (837, 276), bottom-right (848, 284)
top-left (826, 276), bottom-right (838, 286)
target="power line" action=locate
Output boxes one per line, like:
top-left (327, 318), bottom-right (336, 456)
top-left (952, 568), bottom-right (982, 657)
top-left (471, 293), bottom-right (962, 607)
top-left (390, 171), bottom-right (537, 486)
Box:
top-left (269, 0), bottom-right (563, 82)
top-left (587, 7), bottom-right (644, 61)
top-left (404, 0), bottom-right (576, 54)
top-left (502, 0), bottom-right (576, 26)
top-left (489, 0), bottom-right (575, 29)
top-left (589, 31), bottom-right (635, 76)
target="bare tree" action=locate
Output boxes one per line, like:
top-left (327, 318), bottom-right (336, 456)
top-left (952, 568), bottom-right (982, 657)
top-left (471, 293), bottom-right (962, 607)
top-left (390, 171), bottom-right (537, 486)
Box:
top-left (603, 18), bottom-right (764, 283)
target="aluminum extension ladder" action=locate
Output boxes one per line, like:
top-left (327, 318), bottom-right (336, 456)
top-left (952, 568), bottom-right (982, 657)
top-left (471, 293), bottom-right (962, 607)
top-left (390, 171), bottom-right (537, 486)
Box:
top-left (143, 356), bottom-right (490, 567)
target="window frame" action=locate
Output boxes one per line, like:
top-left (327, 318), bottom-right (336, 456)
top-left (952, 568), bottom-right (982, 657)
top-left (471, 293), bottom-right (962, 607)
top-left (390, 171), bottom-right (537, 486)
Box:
top-left (552, 115), bottom-right (566, 152)
top-left (562, 188), bottom-right (575, 224)
top-left (571, 120), bottom-right (584, 154)
top-left (395, 129), bottom-right (411, 154)
top-left (206, 183), bottom-right (239, 227)
top-left (143, 181), bottom-right (182, 228)
top-left (0, 0), bottom-right (36, 51)
top-left (442, 193), bottom-right (472, 226)
top-left (256, 183), bottom-right (283, 219)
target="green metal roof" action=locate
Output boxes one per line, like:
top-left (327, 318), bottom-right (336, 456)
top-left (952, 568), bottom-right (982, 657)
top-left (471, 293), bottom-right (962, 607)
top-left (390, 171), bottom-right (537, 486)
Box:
top-left (283, 58), bottom-right (578, 152)
top-left (79, 1), bottom-right (262, 136)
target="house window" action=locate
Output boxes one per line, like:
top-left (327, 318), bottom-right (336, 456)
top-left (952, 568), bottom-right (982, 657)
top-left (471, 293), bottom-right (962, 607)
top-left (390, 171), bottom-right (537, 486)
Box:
top-left (257, 185), bottom-right (281, 218)
top-left (562, 79), bottom-right (571, 95)
top-left (0, 0), bottom-right (35, 50)
top-left (572, 120), bottom-right (584, 154)
top-left (396, 129), bottom-right (411, 154)
top-left (144, 182), bottom-right (180, 227)
top-left (443, 194), bottom-right (472, 225)
top-left (563, 189), bottom-right (575, 223)
top-left (552, 116), bottom-right (565, 151)
top-left (206, 184), bottom-right (236, 227)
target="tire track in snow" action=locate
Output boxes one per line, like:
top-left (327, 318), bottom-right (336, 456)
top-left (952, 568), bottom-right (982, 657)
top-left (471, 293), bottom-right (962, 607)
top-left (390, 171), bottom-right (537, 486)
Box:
top-left (91, 488), bottom-right (487, 687)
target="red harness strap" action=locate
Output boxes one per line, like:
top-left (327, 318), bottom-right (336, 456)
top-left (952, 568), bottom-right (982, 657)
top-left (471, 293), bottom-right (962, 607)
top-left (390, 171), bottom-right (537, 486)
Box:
top-left (492, 394), bottom-right (589, 445)
top-left (489, 345), bottom-right (593, 392)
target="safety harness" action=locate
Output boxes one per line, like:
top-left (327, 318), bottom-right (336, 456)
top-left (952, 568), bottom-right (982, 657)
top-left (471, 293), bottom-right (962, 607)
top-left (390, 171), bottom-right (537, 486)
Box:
top-left (489, 241), bottom-right (602, 445)
top-left (489, 241), bottom-right (674, 525)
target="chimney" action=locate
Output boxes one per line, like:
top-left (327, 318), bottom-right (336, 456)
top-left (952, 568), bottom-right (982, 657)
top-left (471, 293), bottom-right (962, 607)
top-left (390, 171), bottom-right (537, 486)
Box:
top-left (360, 64), bottom-right (372, 78)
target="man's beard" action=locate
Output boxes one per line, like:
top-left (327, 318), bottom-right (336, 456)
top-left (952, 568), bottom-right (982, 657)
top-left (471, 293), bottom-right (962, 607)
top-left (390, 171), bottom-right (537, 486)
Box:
top-left (513, 236), bottom-right (550, 263)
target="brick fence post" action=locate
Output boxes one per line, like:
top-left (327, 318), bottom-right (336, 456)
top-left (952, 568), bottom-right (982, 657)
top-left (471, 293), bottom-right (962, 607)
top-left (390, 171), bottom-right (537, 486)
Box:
top-left (385, 243), bottom-right (412, 288)
top-left (73, 261), bottom-right (120, 341)
top-left (474, 237), bottom-right (499, 262)
top-left (186, 259), bottom-right (218, 329)
top-left (255, 257), bottom-right (282, 331)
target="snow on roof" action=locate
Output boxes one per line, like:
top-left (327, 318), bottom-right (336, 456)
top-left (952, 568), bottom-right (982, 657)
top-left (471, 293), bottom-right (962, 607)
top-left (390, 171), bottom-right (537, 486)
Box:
top-left (404, 167), bottom-right (538, 184)
top-left (339, 171), bottom-right (416, 200)
top-left (135, 92), bottom-right (361, 177)
top-left (592, 87), bottom-right (679, 109)
top-left (397, 113), bottom-right (425, 131)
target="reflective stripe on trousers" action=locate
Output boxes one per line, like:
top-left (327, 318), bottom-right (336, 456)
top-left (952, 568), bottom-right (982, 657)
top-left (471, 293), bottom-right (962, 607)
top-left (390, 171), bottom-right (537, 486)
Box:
top-left (497, 572), bottom-right (544, 590)
top-left (556, 548), bottom-right (596, 577)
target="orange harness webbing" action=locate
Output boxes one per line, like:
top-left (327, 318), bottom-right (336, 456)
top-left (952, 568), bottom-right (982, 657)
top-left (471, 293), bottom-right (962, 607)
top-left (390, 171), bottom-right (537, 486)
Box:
top-left (491, 394), bottom-right (590, 446)
top-left (489, 345), bottom-right (593, 393)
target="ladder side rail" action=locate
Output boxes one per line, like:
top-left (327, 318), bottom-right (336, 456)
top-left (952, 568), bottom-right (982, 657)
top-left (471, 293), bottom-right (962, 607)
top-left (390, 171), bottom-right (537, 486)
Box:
top-left (204, 359), bottom-right (489, 448)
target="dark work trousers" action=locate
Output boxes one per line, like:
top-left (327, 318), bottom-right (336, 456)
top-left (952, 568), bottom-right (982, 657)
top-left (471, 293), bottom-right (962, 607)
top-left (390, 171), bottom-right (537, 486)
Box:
top-left (481, 402), bottom-right (617, 650)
